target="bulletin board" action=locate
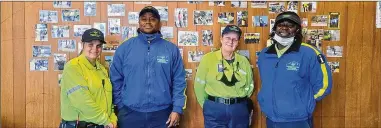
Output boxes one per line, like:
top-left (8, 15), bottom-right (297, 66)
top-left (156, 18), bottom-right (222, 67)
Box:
top-left (2, 1), bottom-right (381, 128)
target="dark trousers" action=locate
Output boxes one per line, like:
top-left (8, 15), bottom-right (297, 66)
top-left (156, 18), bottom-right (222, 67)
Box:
top-left (117, 106), bottom-right (171, 128)
top-left (266, 117), bottom-right (313, 128)
top-left (203, 100), bottom-right (250, 128)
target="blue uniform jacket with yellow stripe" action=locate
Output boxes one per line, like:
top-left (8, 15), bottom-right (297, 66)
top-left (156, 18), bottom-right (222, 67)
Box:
top-left (110, 31), bottom-right (187, 114)
top-left (257, 41), bottom-right (332, 122)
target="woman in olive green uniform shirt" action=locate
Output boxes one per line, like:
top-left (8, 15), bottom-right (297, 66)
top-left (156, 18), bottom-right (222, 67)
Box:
top-left (194, 25), bottom-right (254, 128)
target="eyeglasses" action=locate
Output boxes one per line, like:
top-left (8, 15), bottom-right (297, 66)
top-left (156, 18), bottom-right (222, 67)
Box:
top-left (223, 37), bottom-right (239, 43)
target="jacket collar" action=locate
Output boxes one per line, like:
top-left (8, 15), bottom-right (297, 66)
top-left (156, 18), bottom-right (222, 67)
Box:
top-left (78, 54), bottom-right (101, 70)
top-left (216, 49), bottom-right (239, 61)
top-left (137, 29), bottom-right (163, 43)
top-left (265, 39), bottom-right (302, 54)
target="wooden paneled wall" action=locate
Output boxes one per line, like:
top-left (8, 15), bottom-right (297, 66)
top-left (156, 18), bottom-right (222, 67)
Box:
top-left (1, 1), bottom-right (381, 128)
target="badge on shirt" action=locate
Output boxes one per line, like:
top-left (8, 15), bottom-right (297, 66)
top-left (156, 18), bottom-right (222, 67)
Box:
top-left (157, 55), bottom-right (169, 64)
top-left (317, 54), bottom-right (325, 64)
top-left (217, 64), bottom-right (224, 72)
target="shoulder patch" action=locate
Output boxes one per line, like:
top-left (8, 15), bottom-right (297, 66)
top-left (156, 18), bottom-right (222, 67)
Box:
top-left (317, 54), bottom-right (325, 64)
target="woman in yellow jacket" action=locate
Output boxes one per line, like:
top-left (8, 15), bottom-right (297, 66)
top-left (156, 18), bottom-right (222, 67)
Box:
top-left (60, 28), bottom-right (117, 128)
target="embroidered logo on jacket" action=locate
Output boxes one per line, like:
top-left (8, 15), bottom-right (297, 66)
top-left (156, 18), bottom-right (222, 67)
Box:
top-left (157, 56), bottom-right (169, 64)
top-left (286, 61), bottom-right (300, 71)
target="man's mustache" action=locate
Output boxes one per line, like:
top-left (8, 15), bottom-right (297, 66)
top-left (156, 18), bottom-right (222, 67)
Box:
top-left (143, 23), bottom-right (153, 26)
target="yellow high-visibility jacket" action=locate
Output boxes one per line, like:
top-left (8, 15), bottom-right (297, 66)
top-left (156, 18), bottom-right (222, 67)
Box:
top-left (60, 54), bottom-right (117, 125)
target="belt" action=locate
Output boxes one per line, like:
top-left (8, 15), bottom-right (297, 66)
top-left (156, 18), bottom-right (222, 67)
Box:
top-left (207, 95), bottom-right (246, 105)
top-left (61, 120), bottom-right (103, 128)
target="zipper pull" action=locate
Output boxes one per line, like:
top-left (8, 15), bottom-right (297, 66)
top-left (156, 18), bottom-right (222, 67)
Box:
top-left (102, 79), bottom-right (105, 88)
top-left (148, 41), bottom-right (151, 52)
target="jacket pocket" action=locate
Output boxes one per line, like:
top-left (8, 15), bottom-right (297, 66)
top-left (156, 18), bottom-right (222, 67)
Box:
top-left (117, 105), bottom-right (132, 117)
top-left (273, 83), bottom-right (308, 119)
top-left (257, 90), bottom-right (268, 114)
top-left (307, 85), bottom-right (316, 115)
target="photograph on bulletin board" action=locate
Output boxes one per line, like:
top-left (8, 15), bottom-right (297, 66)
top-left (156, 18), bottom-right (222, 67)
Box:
top-left (251, 1), bottom-right (267, 8)
top-left (54, 53), bottom-right (67, 71)
top-left (201, 30), bottom-right (213, 46)
top-left (73, 25), bottom-right (91, 37)
top-left (108, 4), bottom-right (125, 16)
top-left (194, 10), bottom-right (213, 25)
top-left (328, 12), bottom-right (340, 29)
top-left (301, 2), bottom-right (317, 12)
top-left (35, 23), bottom-right (48, 41)
top-left (4, 1), bottom-right (381, 128)
top-left (84, 2), bottom-right (96, 16)
top-left (32, 45), bottom-right (51, 57)
top-left (39, 10), bottom-right (58, 23)
top-left (287, 1), bottom-right (298, 13)
top-left (231, 1), bottom-right (247, 8)
top-left (62, 9), bottom-right (80, 22)
top-left (58, 39), bottom-right (76, 52)
top-left (51, 25), bottom-right (70, 38)
top-left (175, 8), bottom-right (188, 27)
top-left (209, 1), bottom-right (225, 6)
top-left (237, 11), bottom-right (248, 27)
top-left (53, 1), bottom-right (71, 8)
top-left (178, 31), bottom-right (199, 46)
top-left (30, 58), bottom-right (49, 71)
top-left (218, 12), bottom-right (234, 24)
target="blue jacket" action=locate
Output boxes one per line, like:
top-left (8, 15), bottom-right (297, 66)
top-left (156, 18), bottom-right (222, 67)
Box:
top-left (257, 41), bottom-right (332, 122)
top-left (110, 32), bottom-right (187, 114)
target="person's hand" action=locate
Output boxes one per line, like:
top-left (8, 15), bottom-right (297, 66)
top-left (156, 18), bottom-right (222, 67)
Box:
top-left (112, 122), bottom-right (117, 128)
top-left (106, 123), bottom-right (114, 128)
top-left (166, 112), bottom-right (180, 128)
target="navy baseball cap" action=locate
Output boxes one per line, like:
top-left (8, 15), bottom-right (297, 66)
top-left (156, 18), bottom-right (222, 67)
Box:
top-left (139, 6), bottom-right (161, 21)
top-left (81, 28), bottom-right (106, 44)
top-left (222, 25), bottom-right (242, 39)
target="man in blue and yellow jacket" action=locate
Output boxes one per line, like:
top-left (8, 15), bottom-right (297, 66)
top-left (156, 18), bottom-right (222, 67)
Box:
top-left (110, 6), bottom-right (186, 128)
top-left (257, 11), bottom-right (332, 128)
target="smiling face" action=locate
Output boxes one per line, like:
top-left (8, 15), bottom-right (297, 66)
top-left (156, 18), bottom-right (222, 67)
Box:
top-left (138, 12), bottom-right (161, 34)
top-left (275, 20), bottom-right (298, 38)
top-left (82, 40), bottom-right (102, 60)
top-left (220, 32), bottom-right (240, 53)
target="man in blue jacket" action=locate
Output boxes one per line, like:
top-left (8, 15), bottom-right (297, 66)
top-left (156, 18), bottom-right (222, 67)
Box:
top-left (110, 6), bottom-right (186, 128)
top-left (257, 11), bottom-right (333, 128)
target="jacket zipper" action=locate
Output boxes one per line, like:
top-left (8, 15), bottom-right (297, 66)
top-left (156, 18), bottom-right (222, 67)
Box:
top-left (102, 79), bottom-right (109, 116)
top-left (147, 41), bottom-right (151, 108)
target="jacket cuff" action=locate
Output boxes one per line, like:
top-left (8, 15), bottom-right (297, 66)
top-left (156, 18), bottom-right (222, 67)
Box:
top-left (172, 106), bottom-right (183, 114)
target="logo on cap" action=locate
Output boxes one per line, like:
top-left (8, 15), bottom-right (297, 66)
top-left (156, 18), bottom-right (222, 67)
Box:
top-left (90, 30), bottom-right (100, 37)
top-left (144, 6), bottom-right (153, 9)
top-left (282, 14), bottom-right (291, 18)
top-left (229, 26), bottom-right (239, 32)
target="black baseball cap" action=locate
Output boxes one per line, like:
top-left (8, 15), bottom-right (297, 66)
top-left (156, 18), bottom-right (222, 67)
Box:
top-left (139, 6), bottom-right (161, 21)
top-left (81, 28), bottom-right (106, 44)
top-left (275, 11), bottom-right (301, 27)
top-left (222, 25), bottom-right (242, 39)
